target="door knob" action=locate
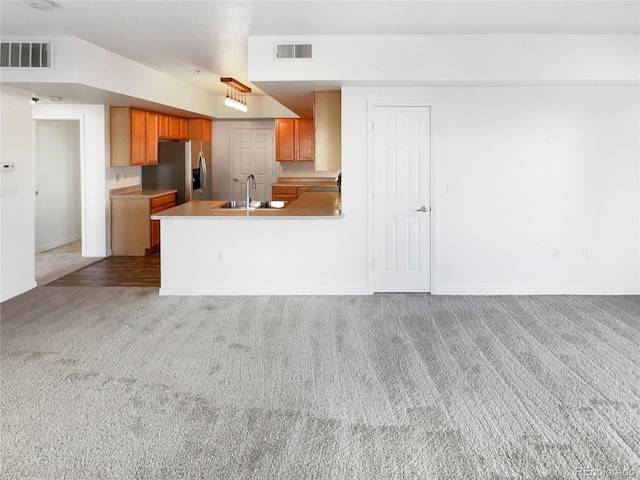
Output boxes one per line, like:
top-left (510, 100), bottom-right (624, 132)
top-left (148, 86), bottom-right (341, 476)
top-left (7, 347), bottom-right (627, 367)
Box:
top-left (416, 206), bottom-right (429, 212)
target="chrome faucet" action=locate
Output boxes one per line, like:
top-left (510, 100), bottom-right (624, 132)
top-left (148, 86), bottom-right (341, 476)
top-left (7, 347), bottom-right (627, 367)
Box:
top-left (245, 174), bottom-right (256, 207)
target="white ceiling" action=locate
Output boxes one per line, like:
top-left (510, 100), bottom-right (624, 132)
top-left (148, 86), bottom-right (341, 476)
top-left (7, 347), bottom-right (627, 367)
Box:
top-left (1, 0), bottom-right (639, 114)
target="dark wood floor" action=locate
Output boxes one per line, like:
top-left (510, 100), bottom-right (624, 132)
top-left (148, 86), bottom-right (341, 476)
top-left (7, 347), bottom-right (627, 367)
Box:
top-left (48, 253), bottom-right (160, 287)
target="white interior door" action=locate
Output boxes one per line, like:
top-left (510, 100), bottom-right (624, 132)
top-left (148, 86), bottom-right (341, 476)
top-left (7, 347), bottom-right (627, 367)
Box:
top-left (232, 129), bottom-right (274, 202)
top-left (373, 106), bottom-right (431, 292)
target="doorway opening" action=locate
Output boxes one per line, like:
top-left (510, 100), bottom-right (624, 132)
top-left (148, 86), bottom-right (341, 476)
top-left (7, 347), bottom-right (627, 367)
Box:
top-left (231, 128), bottom-right (274, 202)
top-left (33, 120), bottom-right (98, 284)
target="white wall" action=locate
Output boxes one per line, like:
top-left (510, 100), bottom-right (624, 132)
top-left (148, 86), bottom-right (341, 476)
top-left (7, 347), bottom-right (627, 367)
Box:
top-left (0, 86), bottom-right (36, 301)
top-left (159, 216), bottom-right (368, 295)
top-left (342, 86), bottom-right (640, 294)
top-left (246, 33), bottom-right (640, 294)
top-left (249, 34), bottom-right (639, 84)
top-left (2, 36), bottom-right (219, 118)
top-left (2, 36), bottom-right (296, 119)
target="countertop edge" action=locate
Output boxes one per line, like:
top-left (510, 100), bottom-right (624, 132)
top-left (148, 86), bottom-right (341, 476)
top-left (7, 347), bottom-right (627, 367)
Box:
top-left (111, 189), bottom-right (178, 199)
top-left (152, 192), bottom-right (341, 219)
top-left (152, 213), bottom-right (344, 220)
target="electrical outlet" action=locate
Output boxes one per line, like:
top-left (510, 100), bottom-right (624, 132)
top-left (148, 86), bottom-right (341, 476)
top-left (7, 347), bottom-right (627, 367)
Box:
top-left (217, 251), bottom-right (223, 261)
top-left (447, 183), bottom-right (458, 195)
top-left (115, 173), bottom-right (121, 182)
top-left (582, 249), bottom-right (590, 261)
top-left (553, 248), bottom-right (560, 260)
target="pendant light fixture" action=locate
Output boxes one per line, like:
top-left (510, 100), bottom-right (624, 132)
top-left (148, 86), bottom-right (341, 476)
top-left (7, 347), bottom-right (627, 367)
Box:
top-left (221, 77), bottom-right (250, 113)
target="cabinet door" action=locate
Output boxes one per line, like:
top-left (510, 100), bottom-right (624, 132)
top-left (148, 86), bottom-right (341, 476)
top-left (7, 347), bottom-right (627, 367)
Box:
top-left (187, 119), bottom-right (212, 141)
top-left (295, 119), bottom-right (315, 161)
top-left (146, 111), bottom-right (159, 164)
top-left (150, 194), bottom-right (175, 248)
top-left (168, 116), bottom-right (182, 139)
top-left (180, 118), bottom-right (188, 140)
top-left (158, 114), bottom-right (169, 138)
top-left (314, 91), bottom-right (341, 171)
top-left (130, 108), bottom-right (147, 165)
top-left (201, 119), bottom-right (212, 141)
top-left (150, 205), bottom-right (163, 248)
top-left (275, 119), bottom-right (295, 161)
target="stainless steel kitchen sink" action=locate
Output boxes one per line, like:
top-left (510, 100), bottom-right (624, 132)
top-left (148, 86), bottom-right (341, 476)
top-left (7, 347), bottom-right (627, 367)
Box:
top-left (215, 200), bottom-right (288, 210)
top-left (260, 201), bottom-right (288, 209)
top-left (217, 201), bottom-right (249, 209)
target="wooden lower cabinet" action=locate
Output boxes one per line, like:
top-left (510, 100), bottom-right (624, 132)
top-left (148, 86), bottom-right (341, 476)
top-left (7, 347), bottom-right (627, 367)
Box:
top-left (111, 193), bottom-right (176, 256)
top-left (272, 186), bottom-right (309, 201)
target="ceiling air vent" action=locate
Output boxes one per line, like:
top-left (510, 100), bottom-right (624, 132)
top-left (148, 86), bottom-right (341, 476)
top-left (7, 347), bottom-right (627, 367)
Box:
top-left (1, 42), bottom-right (52, 68)
top-left (275, 43), bottom-right (312, 60)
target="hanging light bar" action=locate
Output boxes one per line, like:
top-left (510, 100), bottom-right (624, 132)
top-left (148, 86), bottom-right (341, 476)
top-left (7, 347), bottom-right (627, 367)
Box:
top-left (221, 77), bottom-right (250, 113)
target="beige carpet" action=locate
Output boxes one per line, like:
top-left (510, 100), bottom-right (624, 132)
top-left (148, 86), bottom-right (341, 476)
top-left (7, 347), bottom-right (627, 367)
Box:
top-left (1, 289), bottom-right (639, 479)
top-left (35, 240), bottom-right (104, 285)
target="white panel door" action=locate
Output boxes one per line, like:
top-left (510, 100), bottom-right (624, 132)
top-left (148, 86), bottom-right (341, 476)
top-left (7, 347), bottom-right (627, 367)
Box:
top-left (232, 129), bottom-right (274, 202)
top-left (373, 106), bottom-right (431, 292)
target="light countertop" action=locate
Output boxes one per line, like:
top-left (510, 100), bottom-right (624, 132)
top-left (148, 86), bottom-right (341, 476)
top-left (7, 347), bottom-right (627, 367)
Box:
top-left (271, 176), bottom-right (338, 187)
top-left (152, 192), bottom-right (342, 219)
top-left (110, 186), bottom-right (177, 199)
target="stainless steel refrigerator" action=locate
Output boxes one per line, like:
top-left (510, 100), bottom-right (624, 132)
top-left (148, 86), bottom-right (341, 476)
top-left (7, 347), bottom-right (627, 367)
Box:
top-left (142, 139), bottom-right (212, 204)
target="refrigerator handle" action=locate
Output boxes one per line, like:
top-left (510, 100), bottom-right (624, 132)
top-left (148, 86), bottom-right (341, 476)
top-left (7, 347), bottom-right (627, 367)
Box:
top-left (198, 151), bottom-right (206, 194)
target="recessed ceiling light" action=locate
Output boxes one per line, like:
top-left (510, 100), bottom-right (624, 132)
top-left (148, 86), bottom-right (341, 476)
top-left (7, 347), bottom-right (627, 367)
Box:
top-left (49, 96), bottom-right (62, 102)
top-left (25, 0), bottom-right (55, 11)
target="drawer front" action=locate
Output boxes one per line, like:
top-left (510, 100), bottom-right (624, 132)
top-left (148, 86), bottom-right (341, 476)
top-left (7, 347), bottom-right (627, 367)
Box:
top-left (150, 193), bottom-right (176, 209)
top-left (272, 186), bottom-right (297, 195)
top-left (272, 193), bottom-right (297, 202)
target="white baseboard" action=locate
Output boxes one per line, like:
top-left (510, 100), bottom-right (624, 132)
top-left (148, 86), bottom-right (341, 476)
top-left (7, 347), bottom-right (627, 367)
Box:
top-left (38, 235), bottom-right (81, 253)
top-left (433, 286), bottom-right (640, 295)
top-left (159, 286), bottom-right (372, 296)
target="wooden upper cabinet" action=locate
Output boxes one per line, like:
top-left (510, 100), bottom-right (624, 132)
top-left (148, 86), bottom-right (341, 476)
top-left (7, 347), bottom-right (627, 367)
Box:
top-left (158, 114), bottom-right (169, 137)
top-left (275, 118), bottom-right (314, 162)
top-left (146, 111), bottom-right (159, 164)
top-left (187, 119), bottom-right (212, 141)
top-left (314, 90), bottom-right (341, 171)
top-left (180, 118), bottom-right (188, 139)
top-left (130, 108), bottom-right (146, 165)
top-left (168, 116), bottom-right (182, 139)
top-left (111, 106), bottom-right (158, 166)
top-left (111, 107), bottom-right (193, 166)
top-left (296, 119), bottom-right (315, 161)
top-left (158, 114), bottom-right (188, 140)
top-left (275, 119), bottom-right (295, 161)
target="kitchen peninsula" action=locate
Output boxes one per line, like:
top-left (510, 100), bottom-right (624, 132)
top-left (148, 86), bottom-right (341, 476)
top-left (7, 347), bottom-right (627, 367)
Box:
top-left (153, 191), bottom-right (341, 218)
top-left (151, 190), bottom-right (363, 296)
